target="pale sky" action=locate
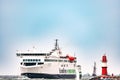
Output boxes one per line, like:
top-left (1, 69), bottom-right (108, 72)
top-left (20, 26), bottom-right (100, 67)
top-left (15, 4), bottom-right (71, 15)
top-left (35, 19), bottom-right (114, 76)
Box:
top-left (0, 0), bottom-right (120, 75)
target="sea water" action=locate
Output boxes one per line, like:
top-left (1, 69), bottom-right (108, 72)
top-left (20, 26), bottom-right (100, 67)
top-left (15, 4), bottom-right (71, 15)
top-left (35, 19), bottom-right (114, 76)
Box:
top-left (0, 69), bottom-right (79, 80)
top-left (0, 78), bottom-right (75, 80)
top-left (0, 70), bottom-right (80, 80)
top-left (0, 76), bottom-right (76, 80)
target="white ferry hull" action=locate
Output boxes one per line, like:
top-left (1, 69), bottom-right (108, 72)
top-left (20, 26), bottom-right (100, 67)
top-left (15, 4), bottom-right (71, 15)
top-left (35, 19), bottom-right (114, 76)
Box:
top-left (20, 62), bottom-right (76, 79)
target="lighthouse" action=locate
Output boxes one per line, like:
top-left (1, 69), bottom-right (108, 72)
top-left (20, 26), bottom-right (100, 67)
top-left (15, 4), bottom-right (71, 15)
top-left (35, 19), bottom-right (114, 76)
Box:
top-left (101, 54), bottom-right (108, 75)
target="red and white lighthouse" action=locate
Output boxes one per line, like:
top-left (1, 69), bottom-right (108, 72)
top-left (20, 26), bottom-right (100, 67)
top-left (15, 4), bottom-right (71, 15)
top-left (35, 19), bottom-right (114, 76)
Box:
top-left (101, 54), bottom-right (108, 75)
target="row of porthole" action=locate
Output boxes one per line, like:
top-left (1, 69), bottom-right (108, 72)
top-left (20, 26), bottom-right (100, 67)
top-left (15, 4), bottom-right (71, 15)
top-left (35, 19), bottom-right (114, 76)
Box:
top-left (23, 59), bottom-right (76, 62)
top-left (44, 59), bottom-right (69, 62)
top-left (23, 59), bottom-right (41, 62)
top-left (61, 64), bottom-right (68, 67)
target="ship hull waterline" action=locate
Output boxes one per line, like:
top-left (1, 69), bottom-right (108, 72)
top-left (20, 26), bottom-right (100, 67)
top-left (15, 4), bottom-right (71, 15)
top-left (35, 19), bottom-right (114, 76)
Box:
top-left (21, 73), bottom-right (76, 79)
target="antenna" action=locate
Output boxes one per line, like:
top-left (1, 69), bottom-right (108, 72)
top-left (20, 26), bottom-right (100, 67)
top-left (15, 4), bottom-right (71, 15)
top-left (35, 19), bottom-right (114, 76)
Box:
top-left (55, 39), bottom-right (62, 54)
top-left (55, 39), bottom-right (58, 50)
top-left (50, 39), bottom-right (62, 54)
top-left (55, 39), bottom-right (59, 50)
top-left (92, 62), bottom-right (96, 76)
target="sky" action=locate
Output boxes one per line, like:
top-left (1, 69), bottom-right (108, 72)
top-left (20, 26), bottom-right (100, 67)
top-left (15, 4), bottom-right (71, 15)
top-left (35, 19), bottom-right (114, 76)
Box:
top-left (0, 0), bottom-right (120, 75)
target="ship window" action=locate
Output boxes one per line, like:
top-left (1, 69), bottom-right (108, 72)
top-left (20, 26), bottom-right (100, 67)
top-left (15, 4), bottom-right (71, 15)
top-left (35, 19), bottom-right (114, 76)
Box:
top-left (66, 64), bottom-right (68, 67)
top-left (24, 59), bottom-right (41, 62)
top-left (38, 63), bottom-right (44, 65)
top-left (61, 64), bottom-right (68, 67)
top-left (64, 60), bottom-right (67, 62)
top-left (74, 64), bottom-right (76, 67)
top-left (21, 62), bottom-right (22, 65)
top-left (45, 59), bottom-right (48, 61)
top-left (58, 60), bottom-right (63, 62)
top-left (23, 59), bottom-right (28, 62)
top-left (45, 59), bottom-right (57, 62)
top-left (24, 63), bottom-right (36, 66)
top-left (74, 60), bottom-right (76, 63)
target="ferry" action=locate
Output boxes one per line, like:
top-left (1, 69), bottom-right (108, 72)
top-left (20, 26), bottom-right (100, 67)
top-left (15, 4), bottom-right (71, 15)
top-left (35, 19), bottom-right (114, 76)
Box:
top-left (16, 39), bottom-right (80, 79)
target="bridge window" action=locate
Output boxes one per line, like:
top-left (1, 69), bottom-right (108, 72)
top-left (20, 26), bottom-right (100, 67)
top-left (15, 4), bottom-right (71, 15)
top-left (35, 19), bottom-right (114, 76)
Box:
top-left (24, 63), bottom-right (36, 66)
top-left (38, 63), bottom-right (44, 65)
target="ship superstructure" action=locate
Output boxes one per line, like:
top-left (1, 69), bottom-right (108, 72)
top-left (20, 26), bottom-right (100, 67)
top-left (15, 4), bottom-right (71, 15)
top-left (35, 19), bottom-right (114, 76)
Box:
top-left (16, 39), bottom-right (79, 79)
